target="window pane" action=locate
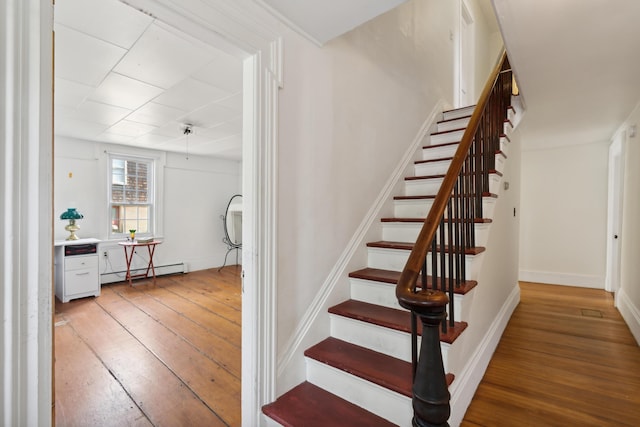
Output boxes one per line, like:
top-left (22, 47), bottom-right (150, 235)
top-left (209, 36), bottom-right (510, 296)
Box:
top-left (109, 155), bottom-right (153, 236)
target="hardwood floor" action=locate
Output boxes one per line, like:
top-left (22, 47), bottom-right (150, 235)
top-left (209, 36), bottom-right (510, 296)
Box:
top-left (462, 282), bottom-right (640, 426)
top-left (54, 266), bottom-right (241, 427)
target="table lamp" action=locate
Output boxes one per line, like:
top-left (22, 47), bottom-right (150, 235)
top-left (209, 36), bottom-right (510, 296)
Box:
top-left (60, 208), bottom-right (83, 240)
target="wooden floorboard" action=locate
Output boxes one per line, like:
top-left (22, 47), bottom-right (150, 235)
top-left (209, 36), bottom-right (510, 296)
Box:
top-left (462, 282), bottom-right (640, 426)
top-left (54, 266), bottom-right (241, 427)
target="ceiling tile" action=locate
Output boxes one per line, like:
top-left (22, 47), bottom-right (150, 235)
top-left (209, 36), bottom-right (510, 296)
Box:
top-left (180, 103), bottom-right (238, 129)
top-left (54, 24), bottom-right (127, 87)
top-left (89, 72), bottom-right (164, 110)
top-left (153, 78), bottom-right (232, 111)
top-left (54, 118), bottom-right (110, 139)
top-left (192, 54), bottom-right (243, 92)
top-left (216, 93), bottom-right (243, 113)
top-left (199, 120), bottom-right (242, 141)
top-left (55, 0), bottom-right (152, 49)
top-left (114, 23), bottom-right (216, 89)
top-left (126, 102), bottom-right (187, 127)
top-left (94, 132), bottom-right (136, 144)
top-left (131, 133), bottom-right (176, 147)
top-left (104, 120), bottom-right (158, 138)
top-left (151, 121), bottom-right (185, 139)
top-left (71, 100), bottom-right (132, 126)
top-left (54, 78), bottom-right (94, 108)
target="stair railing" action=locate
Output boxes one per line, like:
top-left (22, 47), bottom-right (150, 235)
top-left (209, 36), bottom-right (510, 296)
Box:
top-left (396, 50), bottom-right (512, 427)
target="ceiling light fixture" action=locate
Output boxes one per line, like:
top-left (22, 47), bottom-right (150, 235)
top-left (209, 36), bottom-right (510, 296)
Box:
top-left (183, 124), bottom-right (193, 160)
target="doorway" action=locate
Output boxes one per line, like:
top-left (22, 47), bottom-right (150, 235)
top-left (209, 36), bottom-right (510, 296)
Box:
top-left (50, 0), bottom-right (281, 425)
top-left (458, 0), bottom-right (475, 107)
top-left (605, 132), bottom-right (625, 295)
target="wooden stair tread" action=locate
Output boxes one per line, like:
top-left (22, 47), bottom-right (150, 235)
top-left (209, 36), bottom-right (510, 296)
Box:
top-left (415, 156), bottom-right (453, 164)
top-left (437, 114), bottom-right (471, 124)
top-left (405, 169), bottom-right (502, 181)
top-left (431, 127), bottom-right (467, 136)
top-left (443, 105), bottom-right (475, 114)
top-left (422, 141), bottom-right (459, 150)
top-left (305, 337), bottom-right (455, 398)
top-left (394, 192), bottom-right (497, 201)
top-left (416, 151), bottom-right (507, 165)
top-left (329, 299), bottom-right (468, 344)
top-left (380, 217), bottom-right (492, 224)
top-left (366, 241), bottom-right (486, 255)
top-left (305, 337), bottom-right (413, 397)
top-left (349, 267), bottom-right (478, 295)
top-left (262, 381), bottom-right (396, 427)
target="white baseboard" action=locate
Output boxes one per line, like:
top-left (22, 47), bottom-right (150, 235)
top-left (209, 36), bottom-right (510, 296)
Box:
top-left (448, 282), bottom-right (521, 427)
top-left (617, 288), bottom-right (640, 346)
top-left (519, 269), bottom-right (604, 289)
top-left (100, 263), bottom-right (185, 284)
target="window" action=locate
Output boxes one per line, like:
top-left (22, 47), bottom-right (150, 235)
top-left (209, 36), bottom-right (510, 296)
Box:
top-left (108, 155), bottom-right (153, 237)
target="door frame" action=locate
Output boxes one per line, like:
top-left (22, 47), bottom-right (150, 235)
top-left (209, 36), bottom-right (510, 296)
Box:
top-left (117, 2), bottom-right (282, 425)
top-left (605, 132), bottom-right (625, 295)
top-left (1, 0), bottom-right (281, 425)
top-left (455, 0), bottom-right (475, 107)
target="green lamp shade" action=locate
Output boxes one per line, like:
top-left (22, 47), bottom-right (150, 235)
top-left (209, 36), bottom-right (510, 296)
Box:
top-left (60, 208), bottom-right (83, 220)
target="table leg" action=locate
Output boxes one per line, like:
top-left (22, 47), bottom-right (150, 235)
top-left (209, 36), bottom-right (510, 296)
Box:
top-left (145, 244), bottom-right (158, 284)
top-left (122, 246), bottom-right (135, 286)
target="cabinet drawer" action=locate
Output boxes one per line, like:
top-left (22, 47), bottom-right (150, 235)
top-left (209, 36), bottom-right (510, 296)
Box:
top-left (64, 269), bottom-right (99, 296)
top-left (65, 255), bottom-right (98, 271)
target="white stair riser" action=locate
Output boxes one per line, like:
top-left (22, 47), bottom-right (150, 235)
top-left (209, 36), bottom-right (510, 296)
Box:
top-left (306, 359), bottom-right (412, 426)
top-left (381, 222), bottom-right (490, 247)
top-left (431, 129), bottom-right (465, 145)
top-left (422, 143), bottom-right (458, 160)
top-left (437, 116), bottom-right (470, 133)
top-left (495, 155), bottom-right (506, 174)
top-left (329, 314), bottom-right (453, 372)
top-left (349, 278), bottom-right (464, 321)
top-left (415, 159), bottom-right (452, 176)
top-left (404, 173), bottom-right (501, 197)
top-left (393, 197), bottom-right (497, 219)
top-left (424, 136), bottom-right (509, 163)
top-left (443, 106), bottom-right (475, 121)
top-left (367, 247), bottom-right (481, 281)
top-left (404, 177), bottom-right (443, 196)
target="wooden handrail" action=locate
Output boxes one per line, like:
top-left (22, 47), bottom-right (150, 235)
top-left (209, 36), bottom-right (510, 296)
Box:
top-left (395, 49), bottom-right (508, 309)
top-left (395, 49), bottom-right (511, 427)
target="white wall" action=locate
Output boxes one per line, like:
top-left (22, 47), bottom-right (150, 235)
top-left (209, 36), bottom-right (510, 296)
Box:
top-left (275, 0), bottom-right (501, 393)
top-left (618, 102), bottom-right (640, 344)
top-left (519, 140), bottom-right (609, 288)
top-left (54, 136), bottom-right (241, 278)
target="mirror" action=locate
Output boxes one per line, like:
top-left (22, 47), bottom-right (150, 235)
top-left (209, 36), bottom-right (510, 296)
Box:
top-left (219, 194), bottom-right (242, 270)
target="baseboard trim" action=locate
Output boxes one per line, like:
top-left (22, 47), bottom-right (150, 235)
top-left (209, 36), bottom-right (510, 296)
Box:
top-left (519, 269), bottom-right (604, 289)
top-left (449, 282), bottom-right (520, 426)
top-left (100, 263), bottom-right (185, 284)
top-left (275, 100), bottom-right (446, 384)
top-left (617, 287), bottom-right (640, 346)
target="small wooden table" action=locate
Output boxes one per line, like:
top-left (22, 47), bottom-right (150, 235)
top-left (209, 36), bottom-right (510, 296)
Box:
top-left (118, 240), bottom-right (162, 285)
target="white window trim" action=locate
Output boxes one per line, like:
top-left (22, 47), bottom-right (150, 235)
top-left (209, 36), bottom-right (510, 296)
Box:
top-left (99, 144), bottom-right (166, 242)
top-left (108, 153), bottom-right (154, 238)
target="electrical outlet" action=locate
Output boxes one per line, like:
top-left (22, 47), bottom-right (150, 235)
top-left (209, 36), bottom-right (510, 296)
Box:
top-left (103, 251), bottom-right (108, 258)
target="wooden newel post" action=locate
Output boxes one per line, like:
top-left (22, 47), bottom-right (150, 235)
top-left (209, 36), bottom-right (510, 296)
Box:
top-left (411, 300), bottom-right (450, 427)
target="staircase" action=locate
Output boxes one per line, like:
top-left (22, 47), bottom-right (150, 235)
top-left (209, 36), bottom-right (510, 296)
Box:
top-left (262, 104), bottom-right (515, 426)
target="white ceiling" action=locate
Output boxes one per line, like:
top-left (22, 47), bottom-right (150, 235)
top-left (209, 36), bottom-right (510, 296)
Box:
top-left (54, 0), bottom-right (244, 160)
top-left (493, 0), bottom-right (640, 149)
top-left (258, 0), bottom-right (407, 45)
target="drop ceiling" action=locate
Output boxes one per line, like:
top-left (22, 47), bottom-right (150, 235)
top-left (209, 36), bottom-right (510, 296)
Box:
top-left (54, 0), bottom-right (244, 160)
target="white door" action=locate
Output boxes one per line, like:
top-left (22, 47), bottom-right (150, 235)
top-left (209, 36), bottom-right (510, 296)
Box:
top-left (605, 133), bottom-right (625, 295)
top-left (459, 1), bottom-right (474, 107)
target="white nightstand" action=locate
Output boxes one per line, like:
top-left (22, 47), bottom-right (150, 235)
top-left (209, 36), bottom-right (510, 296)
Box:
top-left (54, 238), bottom-right (101, 303)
